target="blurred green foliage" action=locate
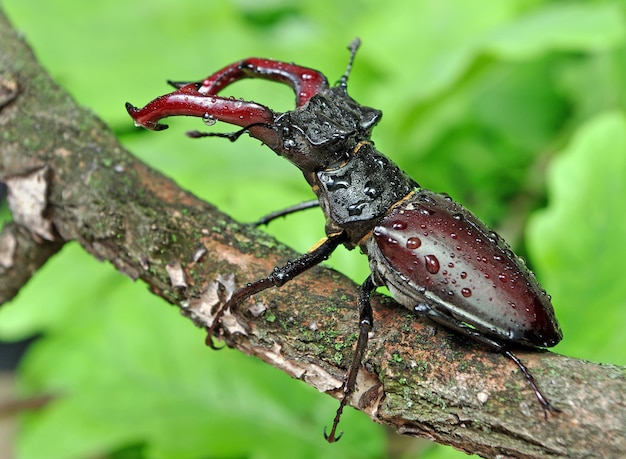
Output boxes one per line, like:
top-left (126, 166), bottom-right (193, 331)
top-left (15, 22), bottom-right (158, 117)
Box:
top-left (1, 0), bottom-right (625, 458)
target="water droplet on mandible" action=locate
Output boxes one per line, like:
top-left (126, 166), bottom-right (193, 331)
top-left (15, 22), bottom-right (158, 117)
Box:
top-left (424, 254), bottom-right (440, 274)
top-left (406, 237), bottom-right (421, 250)
top-left (203, 113), bottom-right (216, 126)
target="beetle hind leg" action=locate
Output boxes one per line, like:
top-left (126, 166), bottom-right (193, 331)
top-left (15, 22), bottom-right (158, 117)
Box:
top-left (417, 307), bottom-right (559, 418)
top-left (325, 275), bottom-right (376, 443)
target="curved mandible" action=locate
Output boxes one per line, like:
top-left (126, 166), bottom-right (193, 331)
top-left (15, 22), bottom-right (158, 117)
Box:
top-left (125, 83), bottom-right (275, 133)
top-left (195, 58), bottom-right (329, 107)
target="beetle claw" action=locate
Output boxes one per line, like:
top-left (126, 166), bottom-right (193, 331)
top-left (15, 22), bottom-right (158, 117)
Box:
top-left (204, 331), bottom-right (225, 350)
top-left (323, 425), bottom-right (343, 443)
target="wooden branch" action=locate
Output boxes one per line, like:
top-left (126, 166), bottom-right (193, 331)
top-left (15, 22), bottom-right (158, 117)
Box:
top-left (1, 9), bottom-right (624, 458)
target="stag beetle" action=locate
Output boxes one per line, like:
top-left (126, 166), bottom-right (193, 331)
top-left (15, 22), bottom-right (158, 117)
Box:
top-left (126, 39), bottom-right (562, 441)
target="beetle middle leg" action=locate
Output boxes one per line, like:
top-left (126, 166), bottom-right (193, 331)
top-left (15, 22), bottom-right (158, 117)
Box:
top-left (253, 199), bottom-right (319, 227)
top-left (325, 275), bottom-right (376, 443)
top-left (206, 231), bottom-right (347, 348)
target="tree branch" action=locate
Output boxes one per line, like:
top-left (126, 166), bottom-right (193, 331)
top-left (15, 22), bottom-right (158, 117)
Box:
top-left (1, 9), bottom-right (624, 458)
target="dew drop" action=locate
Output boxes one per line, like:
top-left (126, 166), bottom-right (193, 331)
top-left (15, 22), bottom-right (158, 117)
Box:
top-left (348, 203), bottom-right (365, 216)
top-left (392, 220), bottom-right (407, 230)
top-left (364, 186), bottom-right (378, 198)
top-left (508, 301), bottom-right (517, 309)
top-left (498, 273), bottom-right (508, 283)
top-left (460, 271), bottom-right (467, 279)
top-left (406, 237), bottom-right (421, 250)
top-left (461, 288), bottom-right (472, 298)
top-left (203, 113), bottom-right (216, 126)
top-left (452, 213), bottom-right (465, 221)
top-left (418, 193), bottom-right (435, 204)
top-left (450, 232), bottom-right (458, 239)
top-left (419, 207), bottom-right (434, 216)
top-left (424, 254), bottom-right (440, 274)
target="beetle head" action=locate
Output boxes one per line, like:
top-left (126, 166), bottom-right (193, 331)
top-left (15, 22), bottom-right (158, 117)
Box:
top-left (272, 86), bottom-right (382, 173)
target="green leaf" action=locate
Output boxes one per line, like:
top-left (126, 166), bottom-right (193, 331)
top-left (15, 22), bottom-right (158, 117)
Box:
top-left (486, 3), bottom-right (626, 59)
top-left (14, 252), bottom-right (384, 459)
top-left (527, 111), bottom-right (626, 366)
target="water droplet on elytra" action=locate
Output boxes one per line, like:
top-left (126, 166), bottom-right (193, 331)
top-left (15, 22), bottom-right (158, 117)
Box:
top-left (460, 271), bottom-right (467, 279)
top-left (418, 194), bottom-right (434, 204)
top-left (461, 288), bottom-right (472, 298)
top-left (498, 273), bottom-right (508, 282)
top-left (424, 254), bottom-right (440, 274)
top-left (406, 237), bottom-right (421, 250)
top-left (452, 213), bottom-right (464, 221)
top-left (392, 221), bottom-right (407, 230)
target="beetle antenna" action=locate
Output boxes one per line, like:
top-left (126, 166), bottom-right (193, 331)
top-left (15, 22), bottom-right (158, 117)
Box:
top-left (338, 38), bottom-right (361, 89)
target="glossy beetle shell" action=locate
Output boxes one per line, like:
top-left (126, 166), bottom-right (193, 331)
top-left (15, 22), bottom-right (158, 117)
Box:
top-left (367, 190), bottom-right (562, 348)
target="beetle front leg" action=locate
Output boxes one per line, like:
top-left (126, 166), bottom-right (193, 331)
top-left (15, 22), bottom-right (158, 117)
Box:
top-left (325, 275), bottom-right (376, 443)
top-left (205, 232), bottom-right (348, 348)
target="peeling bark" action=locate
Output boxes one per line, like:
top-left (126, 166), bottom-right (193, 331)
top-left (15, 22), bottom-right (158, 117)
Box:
top-left (0, 9), bottom-right (625, 459)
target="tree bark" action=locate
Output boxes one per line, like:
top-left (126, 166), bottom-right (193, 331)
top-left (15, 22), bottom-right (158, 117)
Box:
top-left (1, 9), bottom-right (624, 459)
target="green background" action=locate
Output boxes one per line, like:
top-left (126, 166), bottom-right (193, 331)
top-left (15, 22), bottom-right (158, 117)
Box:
top-left (1, 1), bottom-right (625, 458)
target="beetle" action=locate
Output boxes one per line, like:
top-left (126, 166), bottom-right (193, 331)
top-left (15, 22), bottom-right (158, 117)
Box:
top-left (126, 39), bottom-right (562, 442)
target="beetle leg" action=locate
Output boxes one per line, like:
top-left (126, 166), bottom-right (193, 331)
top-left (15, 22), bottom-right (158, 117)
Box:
top-left (416, 306), bottom-right (558, 417)
top-left (325, 275), bottom-right (376, 443)
top-left (205, 232), bottom-right (348, 348)
top-left (253, 199), bottom-right (320, 227)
